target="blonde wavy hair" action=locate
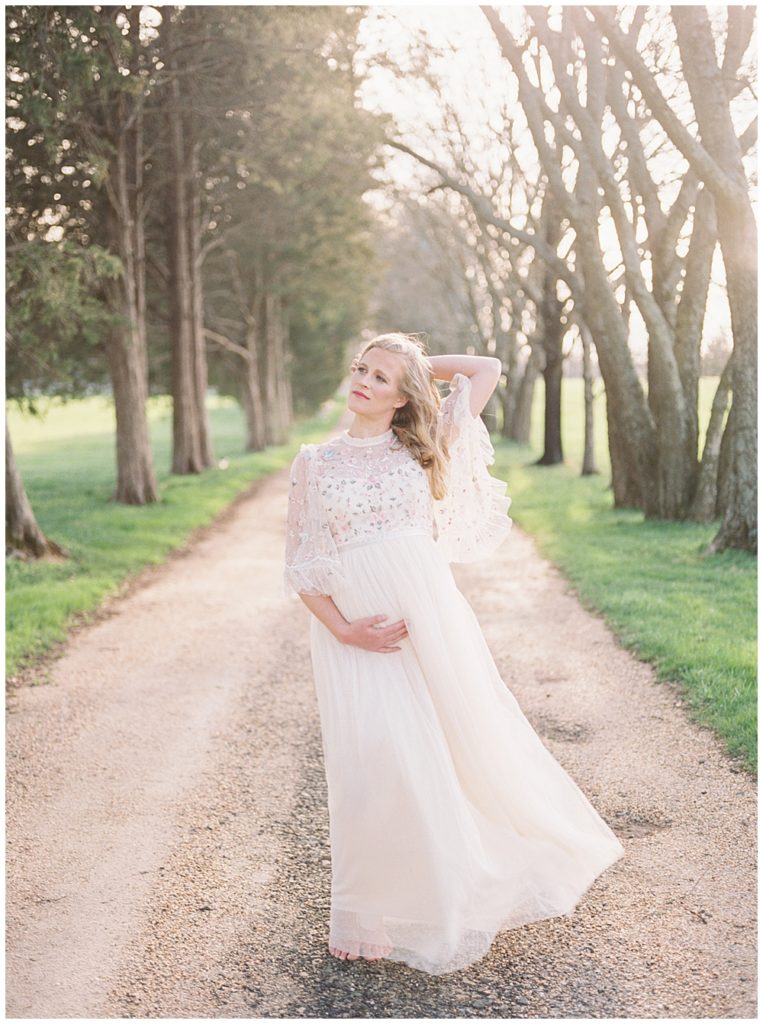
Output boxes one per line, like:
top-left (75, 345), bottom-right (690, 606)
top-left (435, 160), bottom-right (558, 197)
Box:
top-left (350, 332), bottom-right (451, 500)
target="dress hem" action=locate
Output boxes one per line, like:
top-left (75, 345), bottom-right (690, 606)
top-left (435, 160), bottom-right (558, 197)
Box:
top-left (328, 838), bottom-right (625, 976)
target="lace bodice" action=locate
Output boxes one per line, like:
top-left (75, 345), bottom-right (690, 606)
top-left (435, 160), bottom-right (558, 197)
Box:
top-left (310, 430), bottom-right (433, 545)
top-left (284, 372), bottom-right (512, 598)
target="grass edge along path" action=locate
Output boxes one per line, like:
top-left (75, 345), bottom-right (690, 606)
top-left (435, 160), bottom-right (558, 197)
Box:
top-left (6, 394), bottom-right (342, 683)
top-left (491, 440), bottom-right (756, 777)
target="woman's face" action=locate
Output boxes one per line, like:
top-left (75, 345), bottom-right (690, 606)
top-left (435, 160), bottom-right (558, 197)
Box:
top-left (349, 348), bottom-right (408, 416)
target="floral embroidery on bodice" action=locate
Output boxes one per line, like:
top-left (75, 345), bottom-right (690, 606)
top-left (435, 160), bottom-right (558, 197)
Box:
top-left (312, 429), bottom-right (434, 550)
top-left (284, 373), bottom-right (513, 599)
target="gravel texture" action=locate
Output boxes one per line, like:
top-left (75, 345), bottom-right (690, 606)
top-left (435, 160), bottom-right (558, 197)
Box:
top-left (5, 429), bottom-right (757, 1019)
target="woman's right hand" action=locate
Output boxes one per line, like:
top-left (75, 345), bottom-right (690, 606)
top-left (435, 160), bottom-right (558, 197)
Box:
top-left (338, 614), bottom-right (408, 653)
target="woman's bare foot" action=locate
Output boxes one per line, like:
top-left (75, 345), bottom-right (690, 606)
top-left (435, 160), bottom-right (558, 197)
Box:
top-left (329, 941), bottom-right (393, 962)
top-left (329, 945), bottom-right (359, 961)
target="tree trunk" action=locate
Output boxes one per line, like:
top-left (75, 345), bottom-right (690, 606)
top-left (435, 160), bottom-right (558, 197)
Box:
top-left (536, 322), bottom-right (564, 465)
top-left (536, 272), bottom-right (565, 464)
top-left (603, 390), bottom-right (642, 507)
top-left (188, 140), bottom-right (214, 468)
top-left (674, 7), bottom-right (756, 551)
top-left (241, 310), bottom-right (267, 452)
top-left (705, 197), bottom-right (757, 553)
top-left (715, 391), bottom-right (734, 521)
top-left (689, 357), bottom-right (733, 522)
top-left (166, 14), bottom-right (204, 475)
top-left (103, 91), bottom-right (159, 505)
top-left (497, 385), bottom-right (515, 440)
top-left (497, 324), bottom-right (524, 440)
top-left (273, 295), bottom-right (292, 441)
top-left (673, 185), bottom-right (717, 514)
top-left (535, 202), bottom-right (565, 466)
top-left (577, 229), bottom-right (657, 511)
top-left (510, 343), bottom-right (542, 444)
top-left (5, 423), bottom-right (67, 559)
top-left (262, 290), bottom-right (289, 446)
top-left (580, 321), bottom-right (598, 476)
top-left (484, 282), bottom-right (517, 441)
top-left (262, 291), bottom-right (277, 446)
top-left (648, 331), bottom-right (693, 519)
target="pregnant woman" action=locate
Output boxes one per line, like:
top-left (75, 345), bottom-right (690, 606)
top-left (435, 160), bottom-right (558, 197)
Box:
top-left (283, 332), bottom-right (624, 975)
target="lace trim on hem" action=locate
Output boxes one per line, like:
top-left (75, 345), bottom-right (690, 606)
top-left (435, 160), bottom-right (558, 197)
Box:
top-left (328, 840), bottom-right (624, 975)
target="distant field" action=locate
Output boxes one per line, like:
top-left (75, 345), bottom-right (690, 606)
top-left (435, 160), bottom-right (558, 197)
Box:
top-left (6, 393), bottom-right (342, 678)
top-left (490, 376), bottom-right (756, 774)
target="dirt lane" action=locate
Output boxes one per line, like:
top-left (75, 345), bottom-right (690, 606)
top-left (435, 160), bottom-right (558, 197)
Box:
top-left (6, 436), bottom-right (756, 1018)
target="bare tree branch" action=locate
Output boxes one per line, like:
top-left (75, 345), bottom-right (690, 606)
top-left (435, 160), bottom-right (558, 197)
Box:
top-left (386, 138), bottom-right (583, 303)
top-left (588, 6), bottom-right (748, 206)
top-left (203, 326), bottom-right (251, 362)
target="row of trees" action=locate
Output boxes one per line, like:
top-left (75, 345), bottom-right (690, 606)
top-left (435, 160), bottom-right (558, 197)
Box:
top-left (370, 191), bottom-right (577, 460)
top-left (6, 6), bottom-right (756, 558)
top-left (378, 5), bottom-right (755, 553)
top-left (7, 4), bottom-right (384, 555)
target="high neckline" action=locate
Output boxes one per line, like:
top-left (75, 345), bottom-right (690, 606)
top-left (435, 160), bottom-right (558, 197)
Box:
top-left (340, 427), bottom-right (395, 447)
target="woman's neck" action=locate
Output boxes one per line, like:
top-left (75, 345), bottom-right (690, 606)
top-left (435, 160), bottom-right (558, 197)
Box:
top-left (345, 418), bottom-right (394, 440)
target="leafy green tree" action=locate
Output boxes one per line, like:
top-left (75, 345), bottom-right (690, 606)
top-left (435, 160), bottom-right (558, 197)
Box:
top-left (6, 4), bottom-right (160, 505)
top-left (200, 5), bottom-right (386, 446)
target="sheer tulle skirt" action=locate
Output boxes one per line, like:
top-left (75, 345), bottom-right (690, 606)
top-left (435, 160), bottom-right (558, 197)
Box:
top-left (309, 530), bottom-right (624, 975)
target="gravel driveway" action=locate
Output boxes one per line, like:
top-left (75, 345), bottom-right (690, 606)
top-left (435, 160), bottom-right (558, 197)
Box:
top-left (6, 437), bottom-right (756, 1019)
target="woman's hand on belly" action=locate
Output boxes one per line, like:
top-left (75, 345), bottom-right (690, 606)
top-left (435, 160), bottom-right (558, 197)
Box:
top-left (337, 614), bottom-right (409, 654)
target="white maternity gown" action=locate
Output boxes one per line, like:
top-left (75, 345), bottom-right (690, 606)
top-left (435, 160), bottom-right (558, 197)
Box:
top-left (283, 372), bottom-right (624, 975)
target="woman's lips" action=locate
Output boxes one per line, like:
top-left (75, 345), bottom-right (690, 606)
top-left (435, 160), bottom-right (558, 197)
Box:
top-left (352, 390), bottom-right (370, 399)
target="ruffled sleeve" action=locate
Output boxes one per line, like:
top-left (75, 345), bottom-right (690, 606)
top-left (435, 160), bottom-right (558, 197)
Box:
top-left (283, 443), bottom-right (346, 600)
top-left (433, 372), bottom-right (513, 563)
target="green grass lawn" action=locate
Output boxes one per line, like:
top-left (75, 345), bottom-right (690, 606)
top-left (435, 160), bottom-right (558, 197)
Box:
top-left (490, 377), bottom-right (756, 774)
top-left (6, 393), bottom-right (342, 678)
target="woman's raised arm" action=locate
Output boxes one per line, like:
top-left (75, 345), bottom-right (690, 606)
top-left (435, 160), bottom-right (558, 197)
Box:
top-left (425, 354), bottom-right (502, 420)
